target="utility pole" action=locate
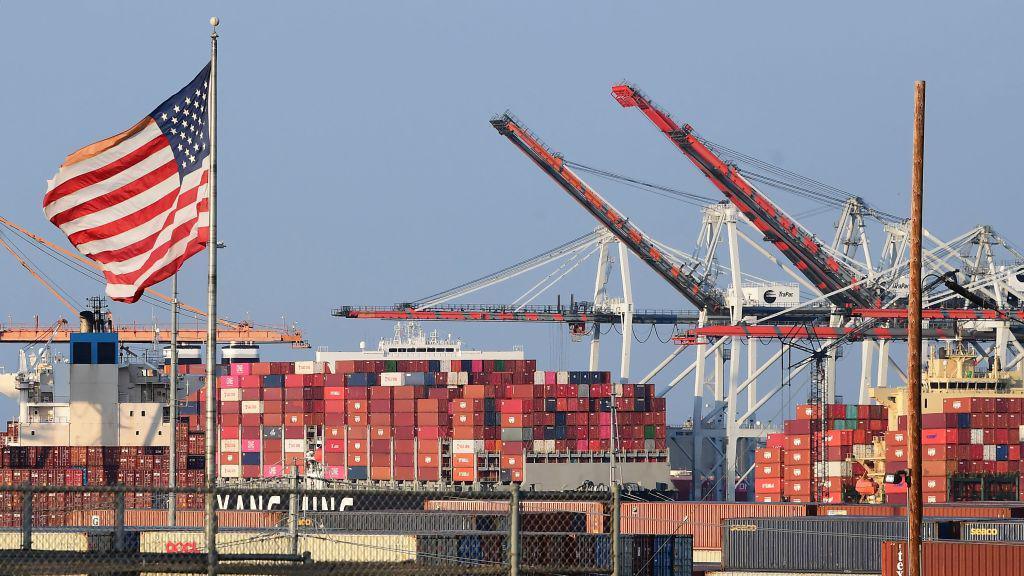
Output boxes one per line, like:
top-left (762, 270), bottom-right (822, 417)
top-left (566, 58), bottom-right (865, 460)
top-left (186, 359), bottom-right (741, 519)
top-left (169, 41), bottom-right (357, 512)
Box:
top-left (906, 80), bottom-right (926, 576)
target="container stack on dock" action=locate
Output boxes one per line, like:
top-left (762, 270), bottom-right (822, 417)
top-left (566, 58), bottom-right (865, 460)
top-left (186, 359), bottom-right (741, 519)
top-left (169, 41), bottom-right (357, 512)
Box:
top-left (754, 403), bottom-right (887, 503)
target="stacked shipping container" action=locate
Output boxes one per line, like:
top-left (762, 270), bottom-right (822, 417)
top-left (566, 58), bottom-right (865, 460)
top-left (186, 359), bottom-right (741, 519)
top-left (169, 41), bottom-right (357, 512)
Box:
top-left (196, 359), bottom-right (668, 486)
top-left (754, 403), bottom-right (888, 503)
top-left (886, 396), bottom-right (1023, 504)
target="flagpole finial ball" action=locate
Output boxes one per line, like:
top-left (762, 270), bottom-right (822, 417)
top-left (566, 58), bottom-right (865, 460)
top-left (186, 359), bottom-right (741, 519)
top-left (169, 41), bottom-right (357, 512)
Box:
top-left (210, 16), bottom-right (219, 27)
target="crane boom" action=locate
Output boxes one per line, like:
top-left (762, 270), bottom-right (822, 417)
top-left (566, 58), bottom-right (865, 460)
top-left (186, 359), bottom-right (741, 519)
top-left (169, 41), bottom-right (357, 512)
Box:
top-left (491, 113), bottom-right (727, 314)
top-left (611, 84), bottom-right (875, 309)
top-left (0, 322), bottom-right (307, 345)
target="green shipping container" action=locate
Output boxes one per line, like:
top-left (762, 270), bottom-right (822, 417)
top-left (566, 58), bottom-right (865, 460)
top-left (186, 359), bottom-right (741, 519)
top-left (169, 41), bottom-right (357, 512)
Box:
top-left (385, 360), bottom-right (398, 371)
top-left (495, 359), bottom-right (505, 371)
top-left (644, 425), bottom-right (655, 439)
top-left (846, 404), bottom-right (858, 419)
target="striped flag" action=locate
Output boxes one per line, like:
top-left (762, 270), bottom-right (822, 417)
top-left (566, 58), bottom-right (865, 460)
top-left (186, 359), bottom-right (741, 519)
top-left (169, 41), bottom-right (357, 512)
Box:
top-left (44, 64), bottom-right (212, 303)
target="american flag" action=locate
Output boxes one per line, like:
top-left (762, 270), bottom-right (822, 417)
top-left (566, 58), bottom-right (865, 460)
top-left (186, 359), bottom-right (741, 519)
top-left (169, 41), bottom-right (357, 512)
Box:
top-left (44, 64), bottom-right (212, 303)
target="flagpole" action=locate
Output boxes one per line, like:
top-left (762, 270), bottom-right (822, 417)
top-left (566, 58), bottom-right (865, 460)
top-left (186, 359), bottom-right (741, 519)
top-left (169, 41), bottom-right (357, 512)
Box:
top-left (204, 15), bottom-right (219, 576)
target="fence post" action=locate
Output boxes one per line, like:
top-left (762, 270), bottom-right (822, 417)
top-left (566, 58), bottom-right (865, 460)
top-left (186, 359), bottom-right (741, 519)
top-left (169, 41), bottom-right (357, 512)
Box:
top-left (20, 486), bottom-right (31, 551)
top-left (114, 487), bottom-right (126, 553)
top-left (289, 467), bottom-right (299, 556)
top-left (611, 483), bottom-right (621, 576)
top-left (509, 484), bottom-right (521, 576)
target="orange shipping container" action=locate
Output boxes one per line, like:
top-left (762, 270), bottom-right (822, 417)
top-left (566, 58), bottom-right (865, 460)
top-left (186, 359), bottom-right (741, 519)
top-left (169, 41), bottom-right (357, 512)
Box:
top-left (784, 449), bottom-right (812, 466)
top-left (755, 449), bottom-right (784, 464)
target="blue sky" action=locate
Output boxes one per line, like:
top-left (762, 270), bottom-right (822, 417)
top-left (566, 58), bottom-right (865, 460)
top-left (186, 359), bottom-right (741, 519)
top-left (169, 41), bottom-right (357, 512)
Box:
top-left (1, 1), bottom-right (1021, 423)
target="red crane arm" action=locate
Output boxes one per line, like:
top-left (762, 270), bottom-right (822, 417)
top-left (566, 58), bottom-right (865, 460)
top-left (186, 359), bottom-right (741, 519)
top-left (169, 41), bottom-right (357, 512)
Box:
top-left (611, 84), bottom-right (875, 310)
top-left (680, 324), bottom-right (957, 341)
top-left (491, 113), bottom-right (727, 314)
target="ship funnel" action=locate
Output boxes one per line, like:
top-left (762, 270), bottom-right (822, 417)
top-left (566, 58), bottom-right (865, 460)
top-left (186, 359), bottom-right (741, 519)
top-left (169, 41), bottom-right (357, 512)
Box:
top-left (79, 310), bottom-right (95, 333)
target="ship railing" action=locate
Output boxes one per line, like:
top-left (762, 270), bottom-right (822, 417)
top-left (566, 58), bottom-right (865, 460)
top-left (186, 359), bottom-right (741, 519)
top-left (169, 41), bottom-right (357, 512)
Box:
top-left (23, 417), bottom-right (71, 424)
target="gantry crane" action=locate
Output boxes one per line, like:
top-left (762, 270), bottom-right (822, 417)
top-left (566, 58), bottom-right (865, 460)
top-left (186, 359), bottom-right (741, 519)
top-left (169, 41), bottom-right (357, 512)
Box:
top-left (611, 84), bottom-right (878, 310)
top-left (491, 112), bottom-right (728, 315)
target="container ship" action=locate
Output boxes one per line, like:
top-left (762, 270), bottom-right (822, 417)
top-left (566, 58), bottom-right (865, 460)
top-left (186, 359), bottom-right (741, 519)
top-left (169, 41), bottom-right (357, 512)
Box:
top-left (753, 341), bottom-right (1024, 505)
top-left (0, 312), bottom-right (669, 517)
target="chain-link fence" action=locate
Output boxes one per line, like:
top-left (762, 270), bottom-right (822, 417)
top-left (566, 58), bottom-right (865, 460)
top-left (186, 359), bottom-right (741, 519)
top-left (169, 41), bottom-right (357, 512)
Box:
top-left (0, 483), bottom-right (668, 575)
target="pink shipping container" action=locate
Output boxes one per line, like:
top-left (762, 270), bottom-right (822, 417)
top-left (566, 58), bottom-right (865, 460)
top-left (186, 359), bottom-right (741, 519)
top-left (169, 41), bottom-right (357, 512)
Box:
top-left (262, 465), bottom-right (284, 477)
top-left (620, 502), bottom-right (807, 549)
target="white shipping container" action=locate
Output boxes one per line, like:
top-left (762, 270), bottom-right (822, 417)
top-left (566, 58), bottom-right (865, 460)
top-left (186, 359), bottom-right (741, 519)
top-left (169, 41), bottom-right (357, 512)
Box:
top-left (534, 371), bottom-right (545, 385)
top-left (440, 360), bottom-right (451, 372)
top-left (556, 371), bottom-right (569, 385)
top-left (380, 372), bottom-right (405, 387)
top-left (220, 439), bottom-right (240, 452)
top-left (452, 439), bottom-right (483, 453)
top-left (454, 372), bottom-right (469, 385)
top-left (815, 461), bottom-right (851, 477)
top-left (644, 439), bottom-right (657, 451)
top-left (542, 439), bottom-right (556, 452)
top-left (285, 439), bottom-right (306, 453)
top-left (983, 444), bottom-right (996, 460)
top-left (241, 401), bottom-right (262, 414)
top-left (852, 445), bottom-right (873, 459)
top-left (971, 429), bottom-right (984, 445)
top-left (294, 361), bottom-right (326, 375)
top-left (220, 464), bottom-right (240, 478)
top-left (220, 388), bottom-right (241, 402)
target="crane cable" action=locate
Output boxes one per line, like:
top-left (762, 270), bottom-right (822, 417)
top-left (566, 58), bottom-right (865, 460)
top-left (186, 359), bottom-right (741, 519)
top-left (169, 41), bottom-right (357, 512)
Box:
top-left (563, 160), bottom-right (718, 207)
top-left (696, 137), bottom-right (904, 223)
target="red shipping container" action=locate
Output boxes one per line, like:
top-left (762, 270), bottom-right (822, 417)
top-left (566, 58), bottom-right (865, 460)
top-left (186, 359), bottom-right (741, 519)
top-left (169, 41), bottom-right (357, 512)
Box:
top-left (795, 404), bottom-right (820, 420)
top-left (452, 425), bottom-right (483, 439)
top-left (784, 419), bottom-right (813, 434)
top-left (783, 481), bottom-right (812, 497)
top-left (922, 428), bottom-right (960, 445)
top-left (453, 412), bottom-right (483, 426)
top-left (393, 399), bottom-right (416, 413)
top-left (783, 466), bottom-right (812, 481)
top-left (417, 426), bottom-right (447, 440)
top-left (369, 413), bottom-right (392, 426)
top-left (784, 450), bottom-right (812, 466)
top-left (785, 434), bottom-right (812, 451)
top-left (765, 434), bottom-right (786, 449)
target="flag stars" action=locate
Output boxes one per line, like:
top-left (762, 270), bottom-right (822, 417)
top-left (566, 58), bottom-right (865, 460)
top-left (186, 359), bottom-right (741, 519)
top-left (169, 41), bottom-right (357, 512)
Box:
top-left (185, 97), bottom-right (191, 106)
top-left (173, 105), bottom-right (181, 113)
top-left (160, 113), bottom-right (168, 121)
